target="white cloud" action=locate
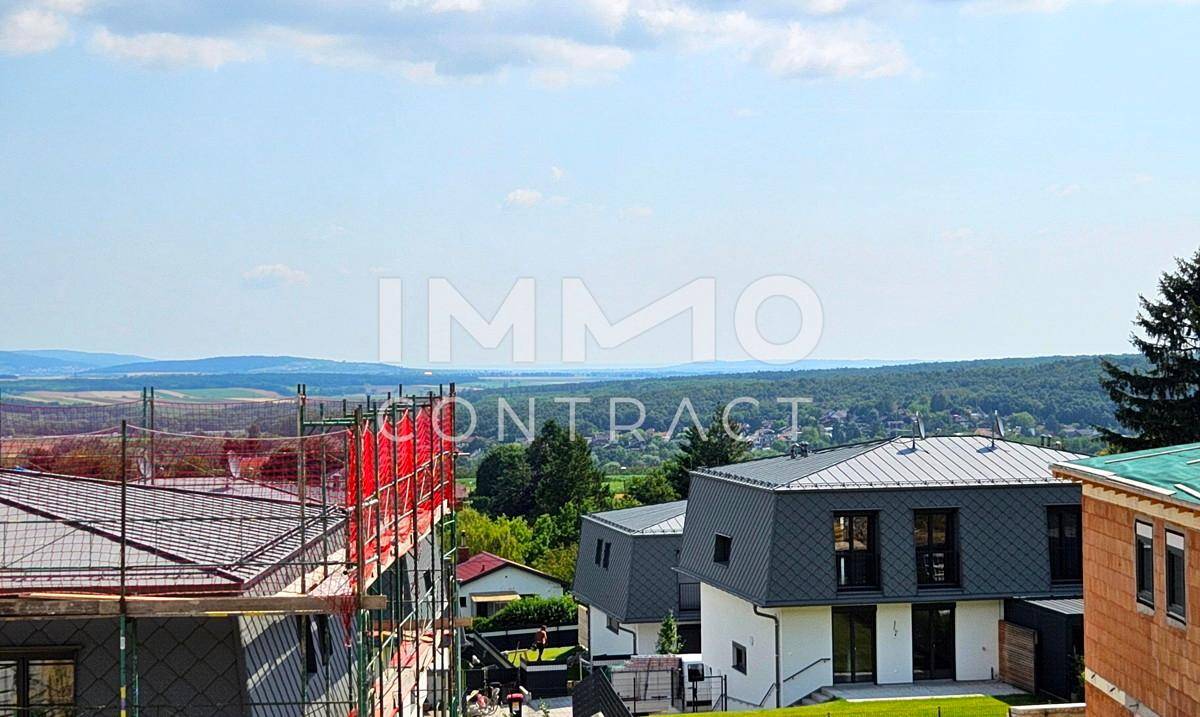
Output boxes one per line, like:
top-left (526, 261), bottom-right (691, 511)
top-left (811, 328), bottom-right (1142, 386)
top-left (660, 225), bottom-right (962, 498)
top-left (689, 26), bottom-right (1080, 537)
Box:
top-left (1046, 183), bottom-right (1081, 197)
top-left (637, 6), bottom-right (908, 79)
top-left (1134, 173), bottom-right (1154, 185)
top-left (91, 27), bottom-right (260, 69)
top-left (551, 166), bottom-right (566, 181)
top-left (963, 0), bottom-right (1074, 12)
top-left (2, 0), bottom-right (919, 84)
top-left (0, 7), bottom-right (70, 55)
top-left (620, 205), bottom-right (654, 218)
top-left (504, 188), bottom-right (544, 207)
top-left (242, 263), bottom-right (310, 287)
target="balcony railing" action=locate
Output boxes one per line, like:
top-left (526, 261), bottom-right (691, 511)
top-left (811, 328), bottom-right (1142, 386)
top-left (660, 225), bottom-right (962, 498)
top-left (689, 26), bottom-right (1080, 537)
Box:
top-left (835, 552), bottom-right (879, 590)
top-left (916, 549), bottom-right (960, 587)
top-left (678, 582), bottom-right (701, 613)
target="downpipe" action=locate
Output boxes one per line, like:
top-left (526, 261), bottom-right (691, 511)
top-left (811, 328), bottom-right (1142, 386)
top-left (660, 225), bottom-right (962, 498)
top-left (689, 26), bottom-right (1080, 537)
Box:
top-left (752, 606), bottom-right (781, 709)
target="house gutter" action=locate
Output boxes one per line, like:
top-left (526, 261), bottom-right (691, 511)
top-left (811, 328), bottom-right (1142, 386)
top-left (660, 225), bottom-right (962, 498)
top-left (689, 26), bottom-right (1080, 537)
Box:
top-left (752, 605), bottom-right (781, 709)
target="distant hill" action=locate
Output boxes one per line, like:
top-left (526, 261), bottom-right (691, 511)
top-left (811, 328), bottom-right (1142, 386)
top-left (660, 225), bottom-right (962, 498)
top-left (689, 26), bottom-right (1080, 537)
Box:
top-left (85, 355), bottom-right (411, 376)
top-left (0, 349), bottom-right (153, 376)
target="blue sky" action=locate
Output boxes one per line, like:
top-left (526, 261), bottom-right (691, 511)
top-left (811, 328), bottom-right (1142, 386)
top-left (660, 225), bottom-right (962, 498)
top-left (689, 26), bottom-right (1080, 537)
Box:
top-left (1, 0), bottom-right (1198, 366)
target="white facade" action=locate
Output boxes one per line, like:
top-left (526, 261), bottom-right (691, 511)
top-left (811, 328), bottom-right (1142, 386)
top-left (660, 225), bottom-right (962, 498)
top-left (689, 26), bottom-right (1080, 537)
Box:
top-left (584, 604), bottom-right (664, 661)
top-left (700, 583), bottom-right (1003, 709)
top-left (459, 565), bottom-right (562, 618)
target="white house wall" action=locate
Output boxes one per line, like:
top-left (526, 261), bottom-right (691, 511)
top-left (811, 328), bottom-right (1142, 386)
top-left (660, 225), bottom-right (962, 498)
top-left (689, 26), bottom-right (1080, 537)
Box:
top-left (700, 583), bottom-right (786, 710)
top-left (587, 605), bottom-right (635, 658)
top-left (460, 567), bottom-right (562, 617)
top-left (874, 603), bottom-right (913, 685)
top-left (777, 605), bottom-right (833, 706)
top-left (954, 600), bottom-right (1001, 681)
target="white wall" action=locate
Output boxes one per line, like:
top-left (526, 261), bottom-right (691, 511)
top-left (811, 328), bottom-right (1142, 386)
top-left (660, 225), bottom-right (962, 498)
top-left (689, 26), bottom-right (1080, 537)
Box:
top-left (954, 600), bottom-right (1001, 681)
top-left (777, 605), bottom-right (833, 706)
top-left (587, 604), bottom-right (660, 659)
top-left (875, 603), bottom-right (913, 685)
top-left (459, 567), bottom-right (562, 617)
top-left (700, 583), bottom-right (779, 710)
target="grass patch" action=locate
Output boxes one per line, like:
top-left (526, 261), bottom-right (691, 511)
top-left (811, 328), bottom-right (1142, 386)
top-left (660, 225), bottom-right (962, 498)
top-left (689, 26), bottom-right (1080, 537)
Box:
top-left (504, 646), bottom-right (572, 666)
top-left (709, 694), bottom-right (1037, 716)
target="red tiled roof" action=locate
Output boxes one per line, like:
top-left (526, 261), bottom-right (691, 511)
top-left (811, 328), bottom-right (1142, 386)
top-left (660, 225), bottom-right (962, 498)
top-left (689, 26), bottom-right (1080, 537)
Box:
top-left (455, 551), bottom-right (560, 585)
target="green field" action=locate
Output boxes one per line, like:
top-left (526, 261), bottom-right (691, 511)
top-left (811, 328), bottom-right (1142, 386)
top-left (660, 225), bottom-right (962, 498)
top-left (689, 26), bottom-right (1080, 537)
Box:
top-left (709, 694), bottom-right (1046, 717)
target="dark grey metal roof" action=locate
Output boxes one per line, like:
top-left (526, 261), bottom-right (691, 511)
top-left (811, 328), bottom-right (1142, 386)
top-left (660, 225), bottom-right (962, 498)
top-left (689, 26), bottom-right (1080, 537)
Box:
top-left (1019, 597), bottom-right (1084, 615)
top-left (586, 500), bottom-right (687, 535)
top-left (695, 436), bottom-right (1085, 490)
top-left (0, 469), bottom-right (345, 594)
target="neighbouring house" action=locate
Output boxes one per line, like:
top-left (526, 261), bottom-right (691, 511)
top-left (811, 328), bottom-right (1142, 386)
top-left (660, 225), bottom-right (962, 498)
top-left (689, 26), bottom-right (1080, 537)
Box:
top-left (677, 435), bottom-right (1086, 709)
top-left (455, 551), bottom-right (563, 618)
top-left (1053, 444), bottom-right (1200, 716)
top-left (573, 500), bottom-right (699, 666)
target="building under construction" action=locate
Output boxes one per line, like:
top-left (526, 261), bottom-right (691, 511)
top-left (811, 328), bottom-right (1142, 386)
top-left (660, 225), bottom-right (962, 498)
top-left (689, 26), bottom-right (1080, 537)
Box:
top-left (0, 388), bottom-right (462, 716)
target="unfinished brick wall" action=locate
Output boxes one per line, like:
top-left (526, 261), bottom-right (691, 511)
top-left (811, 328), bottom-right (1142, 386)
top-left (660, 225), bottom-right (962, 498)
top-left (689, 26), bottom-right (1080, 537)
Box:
top-left (1082, 490), bottom-right (1200, 716)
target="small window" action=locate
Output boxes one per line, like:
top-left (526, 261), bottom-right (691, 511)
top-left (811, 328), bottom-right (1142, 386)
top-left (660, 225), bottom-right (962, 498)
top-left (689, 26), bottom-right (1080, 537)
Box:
top-left (607, 615), bottom-right (621, 634)
top-left (731, 642), bottom-right (747, 674)
top-left (713, 534), bottom-right (732, 565)
top-left (459, 596), bottom-right (467, 609)
top-left (1167, 529), bottom-right (1187, 622)
top-left (834, 512), bottom-right (879, 590)
top-left (1136, 521), bottom-right (1154, 608)
top-left (595, 539), bottom-right (604, 566)
top-left (602, 542), bottom-right (612, 569)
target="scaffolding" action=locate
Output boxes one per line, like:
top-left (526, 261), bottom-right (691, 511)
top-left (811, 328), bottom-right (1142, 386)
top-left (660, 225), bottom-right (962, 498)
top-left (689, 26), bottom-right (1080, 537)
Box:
top-left (0, 387), bottom-right (463, 716)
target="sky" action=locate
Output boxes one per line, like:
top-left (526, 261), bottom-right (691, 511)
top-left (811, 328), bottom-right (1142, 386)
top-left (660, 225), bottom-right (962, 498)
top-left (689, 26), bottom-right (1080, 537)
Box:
top-left (1, 0), bottom-right (1198, 367)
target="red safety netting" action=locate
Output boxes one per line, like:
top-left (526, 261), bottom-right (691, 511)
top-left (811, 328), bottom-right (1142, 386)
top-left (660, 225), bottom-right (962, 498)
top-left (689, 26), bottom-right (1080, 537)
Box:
top-left (345, 397), bottom-right (456, 590)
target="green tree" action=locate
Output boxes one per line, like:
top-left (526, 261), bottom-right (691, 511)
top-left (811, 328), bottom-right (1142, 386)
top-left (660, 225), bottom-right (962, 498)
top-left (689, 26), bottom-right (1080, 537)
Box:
top-left (457, 507), bottom-right (533, 563)
top-left (531, 544), bottom-right (578, 584)
top-left (1101, 248), bottom-right (1200, 451)
top-left (529, 420), bottom-right (607, 516)
top-left (665, 407), bottom-right (750, 497)
top-left (475, 444), bottom-right (534, 517)
top-left (655, 611), bottom-right (683, 654)
top-left (626, 467), bottom-right (679, 505)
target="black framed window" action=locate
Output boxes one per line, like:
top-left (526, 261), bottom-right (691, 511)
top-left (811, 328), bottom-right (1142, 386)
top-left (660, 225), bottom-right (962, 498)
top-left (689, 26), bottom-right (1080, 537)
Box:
top-left (606, 615), bottom-right (620, 634)
top-left (602, 542), bottom-right (611, 569)
top-left (834, 512), bottom-right (879, 590)
top-left (1136, 521), bottom-right (1154, 608)
top-left (594, 539), bottom-right (604, 566)
top-left (713, 534), bottom-right (732, 565)
top-left (731, 642), bottom-right (747, 674)
top-left (1047, 506), bottom-right (1083, 583)
top-left (915, 509), bottom-right (959, 587)
top-left (1167, 529), bottom-right (1187, 622)
top-left (0, 649), bottom-right (75, 716)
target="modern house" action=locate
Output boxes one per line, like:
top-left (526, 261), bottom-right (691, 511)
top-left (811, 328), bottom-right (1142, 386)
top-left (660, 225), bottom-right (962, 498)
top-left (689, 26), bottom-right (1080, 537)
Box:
top-left (1053, 443), bottom-right (1200, 716)
top-left (573, 500), bottom-right (700, 665)
top-left (676, 435), bottom-right (1085, 709)
top-left (456, 551), bottom-right (563, 618)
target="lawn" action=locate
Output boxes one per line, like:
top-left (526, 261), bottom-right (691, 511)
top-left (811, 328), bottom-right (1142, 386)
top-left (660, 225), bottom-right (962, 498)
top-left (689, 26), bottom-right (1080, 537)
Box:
top-left (708, 694), bottom-right (1044, 717)
top-left (504, 646), bottom-right (573, 665)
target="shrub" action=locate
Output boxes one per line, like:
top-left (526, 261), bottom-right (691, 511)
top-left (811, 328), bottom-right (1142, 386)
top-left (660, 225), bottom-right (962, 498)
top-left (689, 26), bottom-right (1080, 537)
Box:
top-left (472, 595), bottom-right (576, 632)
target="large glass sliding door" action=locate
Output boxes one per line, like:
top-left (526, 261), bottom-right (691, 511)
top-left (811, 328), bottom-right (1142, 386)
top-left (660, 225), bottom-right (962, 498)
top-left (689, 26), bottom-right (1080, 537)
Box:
top-left (832, 606), bottom-right (876, 684)
top-left (912, 603), bottom-right (955, 680)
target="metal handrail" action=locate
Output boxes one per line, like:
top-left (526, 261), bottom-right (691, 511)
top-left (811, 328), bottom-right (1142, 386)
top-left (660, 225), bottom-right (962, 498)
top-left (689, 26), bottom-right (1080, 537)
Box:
top-left (783, 656), bottom-right (830, 683)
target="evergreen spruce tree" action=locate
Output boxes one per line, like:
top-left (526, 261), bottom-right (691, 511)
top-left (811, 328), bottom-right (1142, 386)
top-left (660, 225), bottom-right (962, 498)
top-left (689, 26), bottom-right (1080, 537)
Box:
top-left (666, 407), bottom-right (750, 497)
top-left (655, 610), bottom-right (683, 655)
top-left (1101, 248), bottom-right (1200, 451)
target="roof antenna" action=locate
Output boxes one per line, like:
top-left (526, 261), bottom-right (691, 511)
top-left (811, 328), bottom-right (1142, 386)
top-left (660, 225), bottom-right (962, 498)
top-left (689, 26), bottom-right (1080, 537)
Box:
top-left (991, 411), bottom-right (1005, 449)
top-left (911, 413), bottom-right (926, 450)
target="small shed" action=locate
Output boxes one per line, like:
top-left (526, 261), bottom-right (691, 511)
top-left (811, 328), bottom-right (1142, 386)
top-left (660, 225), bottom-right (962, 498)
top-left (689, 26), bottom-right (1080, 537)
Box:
top-left (1003, 598), bottom-right (1084, 701)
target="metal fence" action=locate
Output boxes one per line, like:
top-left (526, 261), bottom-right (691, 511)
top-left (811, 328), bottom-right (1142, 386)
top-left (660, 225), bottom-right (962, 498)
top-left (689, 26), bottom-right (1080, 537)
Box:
top-left (607, 667), bottom-right (726, 715)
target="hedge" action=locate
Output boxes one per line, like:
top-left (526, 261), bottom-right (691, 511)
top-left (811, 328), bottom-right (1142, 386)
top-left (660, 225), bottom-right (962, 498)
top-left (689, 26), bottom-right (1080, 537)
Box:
top-left (472, 595), bottom-right (576, 632)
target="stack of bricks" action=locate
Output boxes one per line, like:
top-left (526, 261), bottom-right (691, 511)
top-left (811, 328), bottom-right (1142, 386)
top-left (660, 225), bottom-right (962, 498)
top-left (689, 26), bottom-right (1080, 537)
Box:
top-left (1081, 485), bottom-right (1200, 716)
